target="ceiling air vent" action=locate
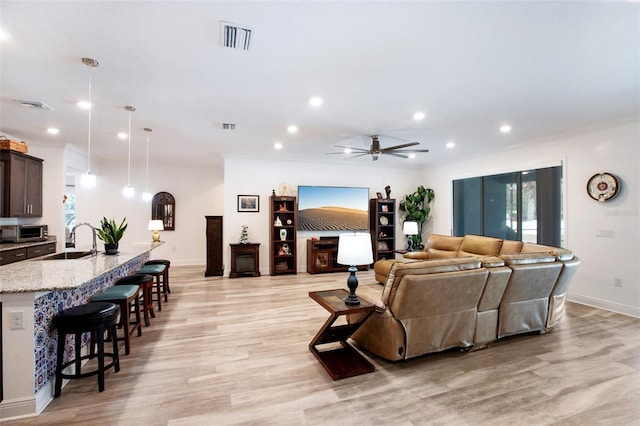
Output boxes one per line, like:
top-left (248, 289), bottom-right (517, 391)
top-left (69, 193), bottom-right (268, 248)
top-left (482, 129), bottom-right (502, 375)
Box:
top-left (220, 21), bottom-right (252, 51)
top-left (15, 99), bottom-right (54, 110)
top-left (222, 123), bottom-right (236, 130)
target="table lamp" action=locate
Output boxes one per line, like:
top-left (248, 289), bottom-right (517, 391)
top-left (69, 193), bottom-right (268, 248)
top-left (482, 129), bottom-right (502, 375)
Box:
top-left (148, 220), bottom-right (164, 242)
top-left (403, 221), bottom-right (419, 252)
top-left (337, 232), bottom-right (374, 306)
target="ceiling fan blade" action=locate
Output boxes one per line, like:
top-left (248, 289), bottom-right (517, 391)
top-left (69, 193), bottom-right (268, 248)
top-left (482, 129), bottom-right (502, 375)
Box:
top-left (394, 149), bottom-right (430, 153)
top-left (345, 153), bottom-right (370, 159)
top-left (334, 145), bottom-right (369, 153)
top-left (385, 152), bottom-right (409, 159)
top-left (380, 142), bottom-right (419, 152)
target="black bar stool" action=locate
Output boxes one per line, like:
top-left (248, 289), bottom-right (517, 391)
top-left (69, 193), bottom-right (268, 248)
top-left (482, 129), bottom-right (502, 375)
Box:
top-left (115, 274), bottom-right (155, 326)
top-left (53, 302), bottom-right (120, 397)
top-left (136, 264), bottom-right (167, 312)
top-left (92, 284), bottom-right (141, 355)
top-left (145, 259), bottom-right (171, 297)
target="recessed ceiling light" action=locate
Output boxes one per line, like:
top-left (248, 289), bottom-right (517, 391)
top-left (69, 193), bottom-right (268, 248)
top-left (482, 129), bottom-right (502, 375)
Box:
top-left (446, 141), bottom-right (455, 149)
top-left (0, 29), bottom-right (10, 41)
top-left (287, 125), bottom-right (298, 134)
top-left (47, 127), bottom-right (59, 135)
top-left (408, 153), bottom-right (416, 159)
top-left (77, 100), bottom-right (91, 110)
top-left (274, 142), bottom-right (283, 150)
top-left (309, 97), bottom-right (323, 107)
top-left (413, 111), bottom-right (426, 121)
top-left (344, 148), bottom-right (352, 154)
top-left (500, 124), bottom-right (512, 134)
top-left (117, 132), bottom-right (128, 139)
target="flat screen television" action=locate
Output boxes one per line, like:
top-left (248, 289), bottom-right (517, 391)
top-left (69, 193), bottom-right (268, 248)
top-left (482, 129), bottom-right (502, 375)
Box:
top-left (297, 185), bottom-right (369, 231)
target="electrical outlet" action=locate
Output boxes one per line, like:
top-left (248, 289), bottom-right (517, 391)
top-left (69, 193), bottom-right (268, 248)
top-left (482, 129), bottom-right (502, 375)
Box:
top-left (614, 277), bottom-right (623, 287)
top-left (10, 311), bottom-right (25, 330)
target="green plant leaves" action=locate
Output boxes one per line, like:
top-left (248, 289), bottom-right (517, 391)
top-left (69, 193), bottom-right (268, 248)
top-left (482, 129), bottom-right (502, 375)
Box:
top-left (399, 185), bottom-right (434, 250)
top-left (96, 217), bottom-right (127, 244)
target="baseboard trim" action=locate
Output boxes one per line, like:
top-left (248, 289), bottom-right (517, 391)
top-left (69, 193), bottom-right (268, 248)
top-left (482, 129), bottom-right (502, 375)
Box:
top-left (567, 293), bottom-right (640, 318)
top-left (0, 396), bottom-right (36, 422)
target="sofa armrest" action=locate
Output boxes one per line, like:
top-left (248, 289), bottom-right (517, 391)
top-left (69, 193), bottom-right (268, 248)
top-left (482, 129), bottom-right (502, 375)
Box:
top-left (403, 251), bottom-right (429, 260)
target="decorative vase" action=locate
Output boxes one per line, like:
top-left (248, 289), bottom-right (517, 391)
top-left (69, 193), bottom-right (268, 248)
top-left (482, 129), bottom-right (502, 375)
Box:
top-left (104, 243), bottom-right (118, 255)
top-left (279, 228), bottom-right (287, 241)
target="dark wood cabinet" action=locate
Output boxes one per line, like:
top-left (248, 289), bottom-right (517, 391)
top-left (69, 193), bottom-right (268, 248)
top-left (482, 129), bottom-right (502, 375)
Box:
top-left (0, 242), bottom-right (54, 266)
top-left (369, 198), bottom-right (396, 262)
top-left (205, 215), bottom-right (224, 276)
top-left (269, 196), bottom-right (297, 275)
top-left (229, 243), bottom-right (260, 278)
top-left (307, 238), bottom-right (368, 274)
top-left (0, 150), bottom-right (43, 217)
top-left (26, 242), bottom-right (55, 259)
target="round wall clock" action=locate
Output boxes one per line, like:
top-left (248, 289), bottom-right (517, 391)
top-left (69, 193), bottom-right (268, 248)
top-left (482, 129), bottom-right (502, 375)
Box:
top-left (586, 172), bottom-right (620, 202)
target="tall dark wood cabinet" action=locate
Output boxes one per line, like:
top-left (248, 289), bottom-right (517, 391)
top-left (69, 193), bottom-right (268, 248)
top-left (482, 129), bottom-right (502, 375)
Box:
top-left (205, 215), bottom-right (224, 276)
top-left (0, 150), bottom-right (43, 217)
top-left (269, 195), bottom-right (297, 275)
top-left (369, 198), bottom-right (396, 261)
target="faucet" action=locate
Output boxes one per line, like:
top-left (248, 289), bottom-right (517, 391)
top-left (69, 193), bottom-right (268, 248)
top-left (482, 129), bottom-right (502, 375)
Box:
top-left (71, 222), bottom-right (98, 256)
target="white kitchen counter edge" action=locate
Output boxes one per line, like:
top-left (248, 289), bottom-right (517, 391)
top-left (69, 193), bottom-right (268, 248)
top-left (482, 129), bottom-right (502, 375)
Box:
top-left (0, 241), bottom-right (163, 294)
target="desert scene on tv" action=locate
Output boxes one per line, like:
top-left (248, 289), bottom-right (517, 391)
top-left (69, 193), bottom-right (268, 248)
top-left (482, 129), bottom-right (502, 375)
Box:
top-left (297, 186), bottom-right (369, 231)
top-left (298, 206), bottom-right (368, 231)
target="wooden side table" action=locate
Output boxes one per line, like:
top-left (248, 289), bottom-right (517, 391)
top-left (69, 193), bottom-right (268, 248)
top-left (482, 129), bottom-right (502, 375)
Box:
top-left (229, 243), bottom-right (261, 278)
top-left (308, 289), bottom-right (376, 380)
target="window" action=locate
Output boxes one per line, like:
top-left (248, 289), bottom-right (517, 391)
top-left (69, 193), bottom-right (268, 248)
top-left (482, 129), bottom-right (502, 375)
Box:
top-left (64, 188), bottom-right (76, 247)
top-left (453, 166), bottom-right (563, 246)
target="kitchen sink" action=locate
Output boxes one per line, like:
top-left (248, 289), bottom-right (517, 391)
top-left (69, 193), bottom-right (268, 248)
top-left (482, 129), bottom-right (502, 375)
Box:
top-left (38, 251), bottom-right (94, 260)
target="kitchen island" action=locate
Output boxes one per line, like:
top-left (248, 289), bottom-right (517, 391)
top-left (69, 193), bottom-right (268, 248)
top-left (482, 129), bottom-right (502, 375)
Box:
top-left (0, 242), bottom-right (162, 421)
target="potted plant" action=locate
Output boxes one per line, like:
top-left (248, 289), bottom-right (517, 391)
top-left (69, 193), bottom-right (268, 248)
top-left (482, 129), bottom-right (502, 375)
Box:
top-left (96, 217), bottom-right (127, 254)
top-left (398, 185), bottom-right (434, 250)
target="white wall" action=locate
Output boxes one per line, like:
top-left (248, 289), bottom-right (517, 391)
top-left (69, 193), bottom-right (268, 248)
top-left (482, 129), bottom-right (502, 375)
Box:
top-left (73, 157), bottom-right (224, 265)
top-left (223, 157), bottom-right (425, 274)
top-left (423, 118), bottom-right (640, 317)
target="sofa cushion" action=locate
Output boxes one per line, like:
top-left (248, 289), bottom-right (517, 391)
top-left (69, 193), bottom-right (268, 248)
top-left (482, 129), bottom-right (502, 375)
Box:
top-left (382, 257), bottom-right (481, 305)
top-left (424, 234), bottom-right (463, 258)
top-left (459, 235), bottom-right (503, 257)
top-left (500, 252), bottom-right (556, 265)
top-left (522, 243), bottom-right (573, 261)
top-left (479, 256), bottom-right (505, 268)
top-left (499, 240), bottom-right (523, 255)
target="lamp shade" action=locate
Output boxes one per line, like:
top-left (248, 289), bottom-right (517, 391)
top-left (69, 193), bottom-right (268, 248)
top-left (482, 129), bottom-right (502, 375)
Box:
top-left (148, 220), bottom-right (164, 231)
top-left (337, 233), bottom-right (373, 266)
top-left (403, 221), bottom-right (419, 235)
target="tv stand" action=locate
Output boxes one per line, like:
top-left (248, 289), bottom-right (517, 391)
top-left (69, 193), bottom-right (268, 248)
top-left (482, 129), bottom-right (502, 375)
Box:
top-left (306, 238), bottom-right (368, 274)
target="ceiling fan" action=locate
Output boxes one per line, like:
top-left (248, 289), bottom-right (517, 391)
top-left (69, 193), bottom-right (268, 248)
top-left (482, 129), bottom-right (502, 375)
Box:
top-left (327, 135), bottom-right (429, 161)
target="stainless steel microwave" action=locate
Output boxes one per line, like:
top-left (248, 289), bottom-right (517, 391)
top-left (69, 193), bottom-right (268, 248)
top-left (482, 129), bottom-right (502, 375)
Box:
top-left (0, 224), bottom-right (48, 242)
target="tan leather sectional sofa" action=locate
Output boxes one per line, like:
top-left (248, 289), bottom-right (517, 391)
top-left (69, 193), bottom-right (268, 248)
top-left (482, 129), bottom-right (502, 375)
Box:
top-left (350, 234), bottom-right (580, 361)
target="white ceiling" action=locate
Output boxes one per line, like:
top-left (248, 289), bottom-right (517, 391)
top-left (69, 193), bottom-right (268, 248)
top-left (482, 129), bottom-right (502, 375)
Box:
top-left (1, 1), bottom-right (638, 168)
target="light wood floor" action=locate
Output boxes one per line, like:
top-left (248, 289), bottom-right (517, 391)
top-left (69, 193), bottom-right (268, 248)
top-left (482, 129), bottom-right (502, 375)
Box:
top-left (7, 265), bottom-right (640, 425)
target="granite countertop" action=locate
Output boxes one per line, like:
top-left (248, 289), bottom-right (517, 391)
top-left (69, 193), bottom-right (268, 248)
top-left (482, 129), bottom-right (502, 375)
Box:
top-left (0, 236), bottom-right (57, 252)
top-left (0, 241), bottom-right (162, 294)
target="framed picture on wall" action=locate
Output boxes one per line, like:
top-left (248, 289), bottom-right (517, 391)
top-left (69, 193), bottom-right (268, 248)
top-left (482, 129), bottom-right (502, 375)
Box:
top-left (238, 195), bottom-right (260, 212)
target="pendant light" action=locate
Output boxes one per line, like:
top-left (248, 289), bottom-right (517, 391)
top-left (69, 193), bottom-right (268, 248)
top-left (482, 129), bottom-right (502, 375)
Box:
top-left (122, 106), bottom-right (135, 198)
top-left (80, 57), bottom-right (99, 188)
top-left (142, 127), bottom-right (153, 201)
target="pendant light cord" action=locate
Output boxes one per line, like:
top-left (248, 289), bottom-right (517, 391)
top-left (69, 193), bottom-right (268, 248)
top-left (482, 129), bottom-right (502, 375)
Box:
top-left (145, 132), bottom-right (150, 191)
top-left (127, 111), bottom-right (132, 186)
top-left (87, 66), bottom-right (93, 173)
